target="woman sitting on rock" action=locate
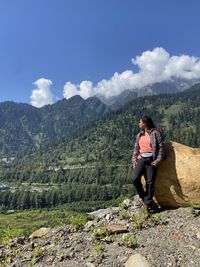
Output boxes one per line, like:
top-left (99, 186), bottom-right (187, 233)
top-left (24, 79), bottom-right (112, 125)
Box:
top-left (132, 115), bottom-right (164, 213)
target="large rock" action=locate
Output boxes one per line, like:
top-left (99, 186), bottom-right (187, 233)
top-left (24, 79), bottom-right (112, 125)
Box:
top-left (144, 141), bottom-right (200, 208)
top-left (125, 254), bottom-right (150, 267)
top-left (105, 224), bottom-right (128, 234)
top-left (29, 227), bottom-right (51, 238)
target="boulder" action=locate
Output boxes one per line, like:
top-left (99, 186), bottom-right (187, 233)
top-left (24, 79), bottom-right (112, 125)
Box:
top-left (142, 141), bottom-right (200, 208)
top-left (29, 227), bottom-right (51, 239)
top-left (125, 253), bottom-right (150, 267)
top-left (105, 224), bottom-right (128, 234)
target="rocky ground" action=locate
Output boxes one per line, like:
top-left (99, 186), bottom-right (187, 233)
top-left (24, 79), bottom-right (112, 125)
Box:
top-left (1, 196), bottom-right (200, 267)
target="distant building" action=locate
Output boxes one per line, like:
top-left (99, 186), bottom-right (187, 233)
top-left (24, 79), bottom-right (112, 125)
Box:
top-left (0, 184), bottom-right (10, 190)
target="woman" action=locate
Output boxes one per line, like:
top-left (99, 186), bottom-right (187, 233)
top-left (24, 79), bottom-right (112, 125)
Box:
top-left (131, 116), bottom-right (164, 213)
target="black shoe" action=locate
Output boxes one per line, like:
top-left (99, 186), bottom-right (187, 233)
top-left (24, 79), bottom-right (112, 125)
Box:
top-left (147, 203), bottom-right (161, 214)
top-left (147, 205), bottom-right (156, 214)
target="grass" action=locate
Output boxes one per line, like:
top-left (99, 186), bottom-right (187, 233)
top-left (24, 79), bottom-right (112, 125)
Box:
top-left (162, 104), bottom-right (182, 115)
top-left (130, 210), bottom-right (146, 229)
top-left (60, 156), bottom-right (86, 165)
top-left (121, 233), bottom-right (140, 248)
top-left (92, 241), bottom-right (104, 254)
top-left (159, 104), bottom-right (183, 129)
top-left (0, 198), bottom-right (125, 244)
top-left (149, 213), bottom-right (162, 223)
top-left (32, 245), bottom-right (43, 258)
top-left (0, 208), bottom-right (91, 244)
top-left (1, 225), bottom-right (24, 244)
top-left (68, 213), bottom-right (91, 230)
top-left (188, 199), bottom-right (198, 213)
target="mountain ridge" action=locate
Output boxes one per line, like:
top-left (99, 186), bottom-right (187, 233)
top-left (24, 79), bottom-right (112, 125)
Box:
top-left (0, 96), bottom-right (110, 156)
top-left (97, 78), bottom-right (200, 109)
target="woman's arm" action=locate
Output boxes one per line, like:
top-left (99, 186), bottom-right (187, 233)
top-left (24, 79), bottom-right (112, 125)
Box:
top-left (131, 134), bottom-right (140, 166)
top-left (151, 131), bottom-right (164, 166)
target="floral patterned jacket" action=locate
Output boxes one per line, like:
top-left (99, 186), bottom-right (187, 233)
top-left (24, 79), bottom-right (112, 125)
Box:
top-left (131, 128), bottom-right (164, 166)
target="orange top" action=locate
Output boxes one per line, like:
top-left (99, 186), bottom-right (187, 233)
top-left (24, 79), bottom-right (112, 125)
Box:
top-left (137, 132), bottom-right (153, 159)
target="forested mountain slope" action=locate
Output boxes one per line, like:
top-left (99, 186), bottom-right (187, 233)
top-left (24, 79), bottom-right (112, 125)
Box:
top-left (0, 96), bottom-right (110, 156)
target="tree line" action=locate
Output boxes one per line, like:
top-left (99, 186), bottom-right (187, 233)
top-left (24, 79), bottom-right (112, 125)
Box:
top-left (0, 183), bottom-right (134, 212)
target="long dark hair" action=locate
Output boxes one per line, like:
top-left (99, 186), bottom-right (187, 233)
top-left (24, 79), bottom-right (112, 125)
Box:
top-left (141, 116), bottom-right (156, 129)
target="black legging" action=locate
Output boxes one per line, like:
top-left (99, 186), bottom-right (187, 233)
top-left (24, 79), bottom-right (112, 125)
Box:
top-left (132, 157), bottom-right (158, 206)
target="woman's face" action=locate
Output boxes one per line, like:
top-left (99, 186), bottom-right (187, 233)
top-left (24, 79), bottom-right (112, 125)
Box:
top-left (139, 119), bottom-right (146, 129)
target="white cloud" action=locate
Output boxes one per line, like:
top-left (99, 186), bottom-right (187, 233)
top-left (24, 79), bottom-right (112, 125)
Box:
top-left (63, 80), bottom-right (95, 99)
top-left (63, 47), bottom-right (200, 99)
top-left (30, 78), bottom-right (55, 108)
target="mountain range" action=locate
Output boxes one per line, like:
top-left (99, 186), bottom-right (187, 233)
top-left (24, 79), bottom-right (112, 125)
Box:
top-left (0, 95), bottom-right (110, 156)
top-left (97, 78), bottom-right (200, 109)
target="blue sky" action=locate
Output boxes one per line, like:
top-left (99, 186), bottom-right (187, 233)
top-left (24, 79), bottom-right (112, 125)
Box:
top-left (1, 0), bottom-right (200, 106)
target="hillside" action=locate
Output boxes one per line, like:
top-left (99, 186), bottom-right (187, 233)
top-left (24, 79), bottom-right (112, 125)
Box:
top-left (0, 96), bottom-right (110, 156)
top-left (6, 83), bottom-right (200, 169)
top-left (1, 196), bottom-right (200, 266)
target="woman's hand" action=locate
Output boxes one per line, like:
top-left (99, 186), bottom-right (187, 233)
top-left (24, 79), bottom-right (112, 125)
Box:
top-left (151, 161), bottom-right (158, 167)
top-left (132, 160), bottom-right (137, 168)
